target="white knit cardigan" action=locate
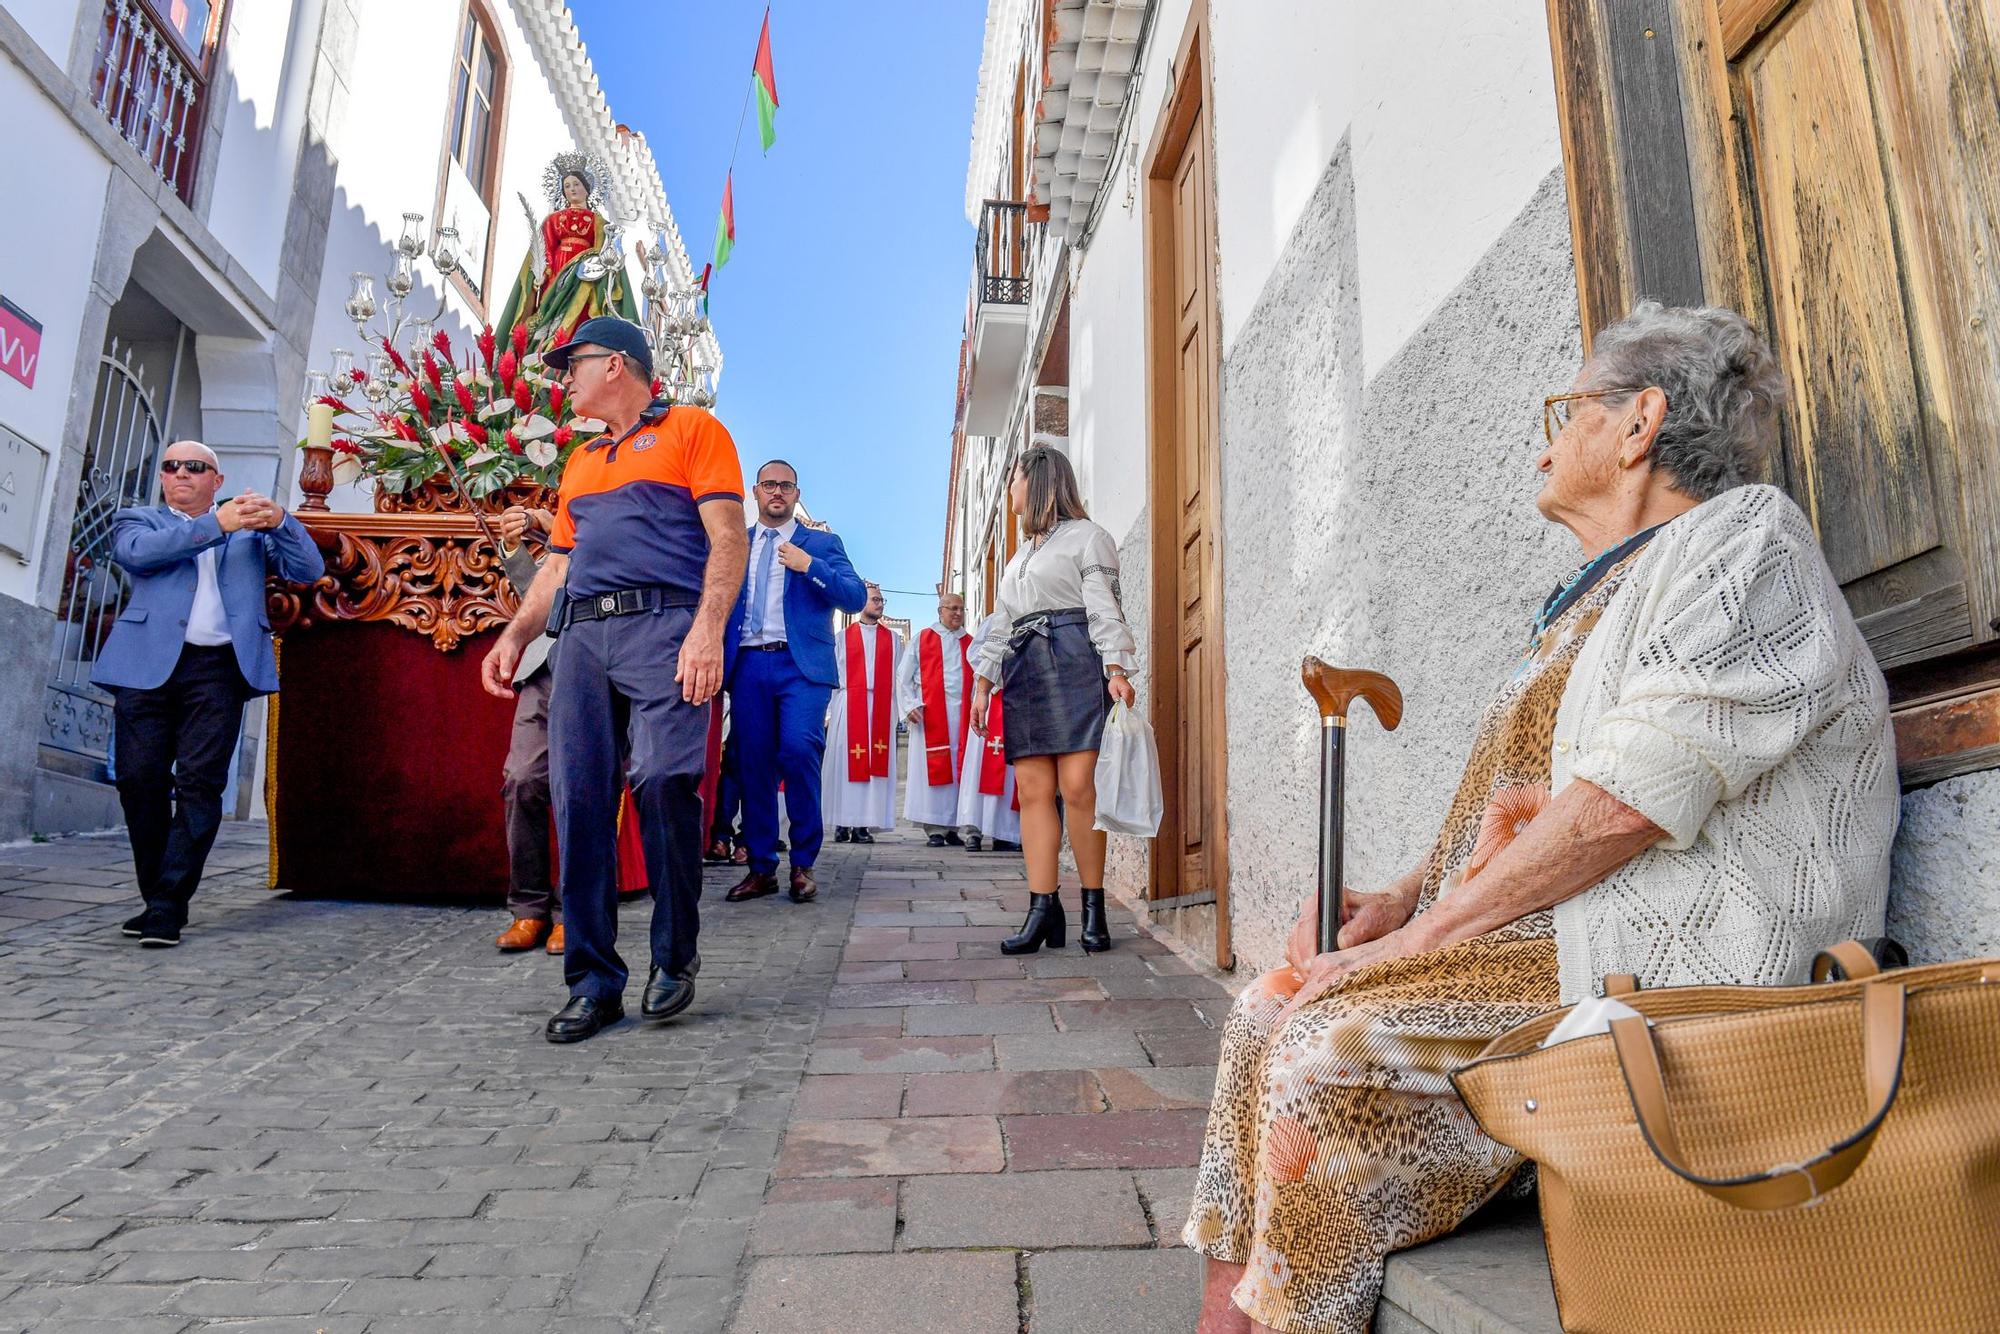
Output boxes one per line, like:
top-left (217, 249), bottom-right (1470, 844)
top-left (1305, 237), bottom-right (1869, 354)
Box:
top-left (1549, 484), bottom-right (1899, 1003)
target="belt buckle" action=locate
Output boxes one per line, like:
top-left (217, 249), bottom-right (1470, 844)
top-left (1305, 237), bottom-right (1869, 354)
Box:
top-left (598, 595), bottom-right (616, 615)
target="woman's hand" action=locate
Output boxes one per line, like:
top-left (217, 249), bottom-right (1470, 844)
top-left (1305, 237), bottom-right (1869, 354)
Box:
top-left (1282, 883), bottom-right (1412, 973)
top-left (970, 680), bottom-right (994, 736)
top-left (1108, 673), bottom-right (1136, 707)
top-left (1276, 922), bottom-right (1431, 1027)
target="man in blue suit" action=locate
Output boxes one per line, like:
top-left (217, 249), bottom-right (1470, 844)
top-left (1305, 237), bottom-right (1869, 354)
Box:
top-left (93, 441), bottom-right (326, 946)
top-left (724, 460), bottom-right (868, 905)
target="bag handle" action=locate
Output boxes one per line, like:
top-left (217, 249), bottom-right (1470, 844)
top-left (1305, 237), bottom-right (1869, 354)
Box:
top-left (1812, 939), bottom-right (1882, 982)
top-left (1608, 981), bottom-right (1907, 1210)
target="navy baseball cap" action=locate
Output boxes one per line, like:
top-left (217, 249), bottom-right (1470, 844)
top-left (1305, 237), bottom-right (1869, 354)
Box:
top-left (543, 316), bottom-right (653, 377)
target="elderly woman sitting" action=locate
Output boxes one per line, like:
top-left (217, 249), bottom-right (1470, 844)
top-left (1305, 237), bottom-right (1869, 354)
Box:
top-left (1188, 302), bottom-right (1900, 1334)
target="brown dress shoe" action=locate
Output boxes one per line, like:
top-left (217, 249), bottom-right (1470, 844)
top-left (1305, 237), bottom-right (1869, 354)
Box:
top-left (545, 924), bottom-right (565, 955)
top-left (496, 918), bottom-right (551, 951)
top-left (789, 867), bottom-right (818, 903)
top-left (725, 870), bottom-right (780, 902)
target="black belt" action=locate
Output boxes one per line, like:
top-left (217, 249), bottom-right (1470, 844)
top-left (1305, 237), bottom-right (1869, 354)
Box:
top-left (1010, 607), bottom-right (1089, 644)
top-left (743, 640), bottom-right (790, 652)
top-left (561, 586), bottom-right (698, 628)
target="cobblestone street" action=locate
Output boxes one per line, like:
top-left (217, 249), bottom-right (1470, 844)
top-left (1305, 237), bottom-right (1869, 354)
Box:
top-left (0, 822), bottom-right (1222, 1332)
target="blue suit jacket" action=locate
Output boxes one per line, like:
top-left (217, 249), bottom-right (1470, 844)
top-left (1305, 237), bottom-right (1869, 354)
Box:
top-left (92, 504), bottom-right (327, 695)
top-left (727, 523), bottom-right (868, 688)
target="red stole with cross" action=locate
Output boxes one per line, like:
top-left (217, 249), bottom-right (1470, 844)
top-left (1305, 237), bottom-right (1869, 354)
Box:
top-left (919, 627), bottom-right (971, 787)
top-left (843, 623), bottom-right (894, 783)
top-left (979, 690), bottom-right (1019, 811)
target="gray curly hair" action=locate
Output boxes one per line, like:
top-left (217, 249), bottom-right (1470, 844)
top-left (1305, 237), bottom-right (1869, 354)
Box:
top-left (1583, 301), bottom-right (1789, 500)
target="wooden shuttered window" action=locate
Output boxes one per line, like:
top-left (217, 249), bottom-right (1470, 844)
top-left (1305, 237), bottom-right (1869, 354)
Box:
top-left (1548, 0), bottom-right (2000, 682)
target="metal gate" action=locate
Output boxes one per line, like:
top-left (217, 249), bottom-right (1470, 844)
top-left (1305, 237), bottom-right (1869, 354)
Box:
top-left (42, 340), bottom-right (170, 761)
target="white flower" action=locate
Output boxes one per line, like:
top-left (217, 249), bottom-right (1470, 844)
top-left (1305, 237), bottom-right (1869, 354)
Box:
top-left (514, 413), bottom-right (558, 441)
top-left (479, 399), bottom-right (515, 422)
top-left (526, 438), bottom-right (558, 467)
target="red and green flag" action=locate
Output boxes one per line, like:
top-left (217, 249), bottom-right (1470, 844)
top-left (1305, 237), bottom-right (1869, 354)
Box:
top-left (752, 11), bottom-right (779, 153)
top-left (712, 173), bottom-right (735, 270)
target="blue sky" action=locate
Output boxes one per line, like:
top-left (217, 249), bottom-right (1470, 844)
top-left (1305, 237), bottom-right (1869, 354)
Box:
top-left (578, 1), bottom-right (988, 628)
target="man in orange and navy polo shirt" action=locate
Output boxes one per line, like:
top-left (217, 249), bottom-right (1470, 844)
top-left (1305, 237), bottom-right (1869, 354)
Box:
top-left (481, 317), bottom-right (749, 1044)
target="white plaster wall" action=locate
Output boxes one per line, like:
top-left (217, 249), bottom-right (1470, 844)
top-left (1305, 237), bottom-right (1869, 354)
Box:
top-left (1891, 774), bottom-right (2000, 963)
top-left (1206, 0), bottom-right (1562, 378)
top-left (0, 89), bottom-right (110, 604)
top-left (13, 0), bottom-right (83, 67)
top-left (204, 0), bottom-right (317, 294)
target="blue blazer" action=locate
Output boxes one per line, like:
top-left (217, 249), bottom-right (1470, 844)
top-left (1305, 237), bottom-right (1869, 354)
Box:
top-left (727, 523), bottom-right (868, 688)
top-left (92, 505), bottom-right (327, 695)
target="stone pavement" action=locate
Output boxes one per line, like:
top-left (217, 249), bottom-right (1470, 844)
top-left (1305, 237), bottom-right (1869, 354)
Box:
top-left (0, 819), bottom-right (1225, 1331)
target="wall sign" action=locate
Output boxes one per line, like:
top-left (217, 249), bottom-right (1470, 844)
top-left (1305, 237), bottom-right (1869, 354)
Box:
top-left (0, 297), bottom-right (40, 389)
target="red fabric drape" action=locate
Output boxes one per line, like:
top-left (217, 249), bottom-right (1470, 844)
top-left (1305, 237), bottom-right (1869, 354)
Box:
top-left (918, 629), bottom-right (972, 787)
top-left (844, 624), bottom-right (893, 782)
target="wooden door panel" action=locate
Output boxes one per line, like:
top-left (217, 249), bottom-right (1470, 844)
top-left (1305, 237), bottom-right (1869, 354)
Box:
top-left (1181, 635), bottom-right (1207, 862)
top-left (1737, 0), bottom-right (1941, 585)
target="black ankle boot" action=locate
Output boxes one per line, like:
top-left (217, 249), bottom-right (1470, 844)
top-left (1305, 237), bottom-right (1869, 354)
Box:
top-left (1079, 888), bottom-right (1112, 953)
top-left (1001, 893), bottom-right (1066, 954)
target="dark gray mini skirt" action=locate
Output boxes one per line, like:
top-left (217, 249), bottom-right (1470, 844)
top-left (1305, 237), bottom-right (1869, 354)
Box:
top-left (1000, 608), bottom-right (1112, 759)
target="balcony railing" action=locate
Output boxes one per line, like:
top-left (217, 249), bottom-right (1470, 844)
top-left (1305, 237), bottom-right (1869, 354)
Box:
top-left (976, 199), bottom-right (1030, 306)
top-left (89, 0), bottom-right (209, 203)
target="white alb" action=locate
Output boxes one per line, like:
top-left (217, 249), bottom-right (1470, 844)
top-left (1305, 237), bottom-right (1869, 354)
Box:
top-left (1551, 484), bottom-right (1899, 1004)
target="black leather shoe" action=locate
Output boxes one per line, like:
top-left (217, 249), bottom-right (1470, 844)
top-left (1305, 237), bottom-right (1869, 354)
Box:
top-left (642, 961), bottom-right (698, 1020)
top-left (966, 834), bottom-right (984, 852)
top-left (121, 912), bottom-right (147, 938)
top-left (943, 830), bottom-right (965, 847)
top-left (138, 912), bottom-right (182, 948)
top-left (853, 829), bottom-right (874, 844)
top-left (834, 827), bottom-right (852, 843)
top-left (991, 839), bottom-right (1020, 853)
top-left (1079, 888), bottom-right (1112, 953)
top-left (1001, 893), bottom-right (1066, 955)
top-left (546, 995), bottom-right (623, 1043)
top-left (926, 834), bottom-right (947, 847)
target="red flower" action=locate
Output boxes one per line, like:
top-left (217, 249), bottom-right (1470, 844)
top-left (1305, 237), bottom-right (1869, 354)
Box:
top-left (331, 438), bottom-right (363, 456)
top-left (452, 379), bottom-right (477, 417)
top-left (421, 350), bottom-right (442, 392)
top-left (314, 395), bottom-right (350, 413)
top-left (553, 425), bottom-right (574, 448)
top-left (513, 379), bottom-right (532, 414)
top-left (510, 322), bottom-right (528, 358)
top-left (432, 329), bottom-right (453, 359)
top-left (497, 349), bottom-right (518, 393)
top-left (650, 377), bottom-right (664, 398)
top-left (410, 386), bottom-right (432, 420)
top-left (549, 384), bottom-right (565, 417)
top-left (381, 338), bottom-right (411, 378)
top-left (477, 325), bottom-right (496, 370)
top-left (464, 422), bottom-right (488, 448)
top-left (504, 429), bottom-right (524, 456)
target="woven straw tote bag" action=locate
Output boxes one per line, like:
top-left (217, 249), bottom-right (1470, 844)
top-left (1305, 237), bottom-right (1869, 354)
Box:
top-left (1452, 943), bottom-right (2000, 1333)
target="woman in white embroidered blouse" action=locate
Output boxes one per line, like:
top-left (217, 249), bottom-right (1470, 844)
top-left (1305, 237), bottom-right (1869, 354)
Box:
top-left (1189, 303), bottom-right (1899, 1334)
top-left (971, 445), bottom-right (1139, 956)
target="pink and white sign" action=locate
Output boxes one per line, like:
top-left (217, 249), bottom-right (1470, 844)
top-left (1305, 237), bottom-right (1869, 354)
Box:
top-left (0, 297), bottom-right (41, 390)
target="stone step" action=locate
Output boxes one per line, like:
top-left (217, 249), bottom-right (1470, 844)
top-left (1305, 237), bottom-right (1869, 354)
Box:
top-left (1378, 1200), bottom-right (1561, 1334)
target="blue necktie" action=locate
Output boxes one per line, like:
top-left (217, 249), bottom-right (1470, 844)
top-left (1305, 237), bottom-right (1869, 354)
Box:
top-left (748, 529), bottom-right (776, 637)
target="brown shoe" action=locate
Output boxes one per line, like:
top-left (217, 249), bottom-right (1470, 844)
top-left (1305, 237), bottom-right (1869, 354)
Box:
top-left (496, 918), bottom-right (550, 951)
top-left (789, 867), bottom-right (818, 903)
top-left (545, 924), bottom-right (565, 955)
top-left (725, 870), bottom-right (780, 902)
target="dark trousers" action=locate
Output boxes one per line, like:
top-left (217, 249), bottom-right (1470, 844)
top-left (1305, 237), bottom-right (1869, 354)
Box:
top-left (732, 646), bottom-right (832, 876)
top-left (502, 668), bottom-right (558, 921)
top-left (111, 644), bottom-right (251, 923)
top-left (549, 609), bottom-right (706, 1001)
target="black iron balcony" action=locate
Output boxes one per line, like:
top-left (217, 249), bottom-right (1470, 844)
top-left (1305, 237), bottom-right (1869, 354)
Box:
top-left (976, 200), bottom-right (1030, 306)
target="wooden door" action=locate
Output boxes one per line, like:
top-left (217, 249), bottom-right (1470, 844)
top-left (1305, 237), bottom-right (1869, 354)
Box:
top-left (1719, 0), bottom-right (2000, 667)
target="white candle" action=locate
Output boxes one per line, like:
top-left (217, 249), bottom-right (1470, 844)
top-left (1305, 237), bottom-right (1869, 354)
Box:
top-left (307, 402), bottom-right (335, 450)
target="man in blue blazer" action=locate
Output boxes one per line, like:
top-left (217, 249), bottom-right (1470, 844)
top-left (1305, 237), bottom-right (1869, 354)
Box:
top-left (724, 459), bottom-right (868, 905)
top-left (92, 441), bottom-right (325, 946)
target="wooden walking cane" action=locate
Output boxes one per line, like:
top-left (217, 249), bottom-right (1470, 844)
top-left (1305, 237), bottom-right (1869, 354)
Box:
top-left (1301, 658), bottom-right (1403, 953)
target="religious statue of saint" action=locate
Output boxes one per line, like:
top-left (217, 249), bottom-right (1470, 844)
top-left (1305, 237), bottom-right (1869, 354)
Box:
top-left (496, 152), bottom-right (639, 356)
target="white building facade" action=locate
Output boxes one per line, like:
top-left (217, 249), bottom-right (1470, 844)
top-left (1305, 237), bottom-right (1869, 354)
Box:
top-left (0, 0), bottom-right (708, 840)
top-left (945, 0), bottom-right (2000, 976)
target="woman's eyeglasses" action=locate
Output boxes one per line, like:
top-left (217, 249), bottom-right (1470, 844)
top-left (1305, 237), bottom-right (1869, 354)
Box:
top-left (160, 460), bottom-right (214, 475)
top-left (1543, 387), bottom-right (1642, 447)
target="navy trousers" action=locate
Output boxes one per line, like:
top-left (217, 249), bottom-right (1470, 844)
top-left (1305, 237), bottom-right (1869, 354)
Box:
top-left (731, 646), bottom-right (832, 876)
top-left (549, 608), bottom-right (706, 1002)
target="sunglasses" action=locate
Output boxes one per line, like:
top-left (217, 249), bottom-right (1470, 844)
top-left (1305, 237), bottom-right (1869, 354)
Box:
top-left (160, 459), bottom-right (214, 475)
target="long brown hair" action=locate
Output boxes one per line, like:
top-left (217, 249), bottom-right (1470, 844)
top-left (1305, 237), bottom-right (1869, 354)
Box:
top-left (1015, 444), bottom-right (1088, 537)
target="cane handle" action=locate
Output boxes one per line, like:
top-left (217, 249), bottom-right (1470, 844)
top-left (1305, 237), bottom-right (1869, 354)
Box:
top-left (1301, 658), bottom-right (1404, 730)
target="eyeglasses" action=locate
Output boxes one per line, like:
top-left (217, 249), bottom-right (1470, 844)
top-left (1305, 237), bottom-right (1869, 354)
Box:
top-left (160, 459), bottom-right (214, 475)
top-left (755, 480), bottom-right (798, 494)
top-left (1543, 387), bottom-right (1641, 447)
top-left (557, 351), bottom-right (619, 382)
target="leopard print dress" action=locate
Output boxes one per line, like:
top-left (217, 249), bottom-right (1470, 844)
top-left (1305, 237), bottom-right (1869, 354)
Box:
top-left (1184, 552), bottom-right (1643, 1333)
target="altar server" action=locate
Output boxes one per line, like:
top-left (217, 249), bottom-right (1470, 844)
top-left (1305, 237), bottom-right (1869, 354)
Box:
top-left (954, 612), bottom-right (1020, 852)
top-left (825, 584), bottom-right (901, 844)
top-left (898, 592), bottom-right (976, 845)
top-left (481, 316), bottom-right (748, 1044)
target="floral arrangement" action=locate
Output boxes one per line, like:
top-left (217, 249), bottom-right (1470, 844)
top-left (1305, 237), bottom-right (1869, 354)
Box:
top-left (307, 323), bottom-right (650, 501)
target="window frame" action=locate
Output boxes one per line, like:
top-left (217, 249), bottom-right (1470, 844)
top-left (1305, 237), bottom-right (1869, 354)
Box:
top-left (432, 0), bottom-right (510, 315)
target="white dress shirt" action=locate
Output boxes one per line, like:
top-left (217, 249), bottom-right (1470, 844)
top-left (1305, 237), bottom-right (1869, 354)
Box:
top-left (740, 516), bottom-right (799, 646)
top-left (171, 505), bottom-right (233, 647)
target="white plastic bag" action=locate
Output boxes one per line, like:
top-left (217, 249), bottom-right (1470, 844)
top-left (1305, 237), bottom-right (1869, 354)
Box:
top-left (1093, 701), bottom-right (1163, 838)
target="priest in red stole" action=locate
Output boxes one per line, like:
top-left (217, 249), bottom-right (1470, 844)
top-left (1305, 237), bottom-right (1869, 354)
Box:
top-left (897, 592), bottom-right (975, 846)
top-left (823, 584), bottom-right (901, 843)
top-left (955, 612), bottom-right (1020, 851)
